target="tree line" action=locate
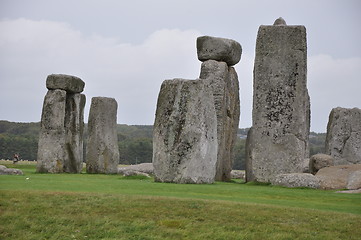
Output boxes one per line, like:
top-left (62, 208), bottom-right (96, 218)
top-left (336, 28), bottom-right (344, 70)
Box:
top-left (0, 120), bottom-right (326, 169)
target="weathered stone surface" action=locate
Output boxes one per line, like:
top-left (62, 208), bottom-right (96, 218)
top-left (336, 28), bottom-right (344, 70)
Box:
top-left (246, 19), bottom-right (310, 182)
top-left (271, 173), bottom-right (320, 189)
top-left (153, 79), bottom-right (218, 184)
top-left (302, 158), bottom-right (310, 173)
top-left (309, 154), bottom-right (334, 174)
top-left (230, 170), bottom-right (245, 180)
top-left (121, 170), bottom-right (151, 178)
top-left (273, 17), bottom-right (287, 26)
top-left (325, 107), bottom-right (361, 165)
top-left (64, 93), bottom-right (86, 173)
top-left (86, 97), bottom-right (119, 174)
top-left (39, 89), bottom-right (67, 131)
top-left (118, 163), bottom-right (154, 175)
top-left (0, 165), bottom-right (23, 175)
top-left (347, 170), bottom-right (361, 190)
top-left (200, 60), bottom-right (240, 181)
top-left (197, 36), bottom-right (242, 66)
top-left (46, 74), bottom-right (85, 93)
top-left (37, 75), bottom-right (86, 174)
top-left (315, 164), bottom-right (361, 190)
top-left (37, 89), bottom-right (66, 173)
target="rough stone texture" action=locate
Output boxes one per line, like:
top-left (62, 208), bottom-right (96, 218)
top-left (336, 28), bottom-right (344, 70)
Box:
top-left (309, 154), bottom-right (334, 174)
top-left (315, 164), bottom-right (361, 190)
top-left (302, 158), bottom-right (310, 173)
top-left (86, 97), bottom-right (119, 174)
top-left (46, 74), bottom-right (85, 93)
top-left (63, 93), bottom-right (86, 173)
top-left (273, 17), bottom-right (287, 26)
top-left (200, 60), bottom-right (240, 181)
top-left (197, 36), bottom-right (242, 66)
top-left (246, 20), bottom-right (310, 183)
top-left (347, 170), bottom-right (361, 190)
top-left (37, 89), bottom-right (67, 173)
top-left (37, 74), bottom-right (86, 174)
top-left (118, 163), bottom-right (154, 175)
top-left (325, 107), bottom-right (361, 165)
top-left (230, 170), bottom-right (245, 180)
top-left (153, 79), bottom-right (218, 184)
top-left (122, 170), bottom-right (151, 178)
top-left (0, 165), bottom-right (23, 175)
top-left (271, 173), bottom-right (320, 189)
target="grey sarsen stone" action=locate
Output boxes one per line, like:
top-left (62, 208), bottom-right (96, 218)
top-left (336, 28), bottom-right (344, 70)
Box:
top-left (200, 60), bottom-right (240, 181)
top-left (86, 97), bottom-right (119, 174)
top-left (246, 18), bottom-right (310, 182)
top-left (37, 74), bottom-right (85, 173)
top-left (46, 74), bottom-right (85, 93)
top-left (197, 36), bottom-right (242, 66)
top-left (153, 79), bottom-right (218, 184)
top-left (325, 107), bottom-right (361, 165)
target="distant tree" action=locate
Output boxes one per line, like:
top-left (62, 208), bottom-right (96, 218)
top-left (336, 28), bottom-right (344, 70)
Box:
top-left (233, 138), bottom-right (246, 170)
top-left (0, 121), bottom-right (327, 167)
top-left (309, 132), bottom-right (326, 156)
top-left (119, 138), bottom-right (152, 165)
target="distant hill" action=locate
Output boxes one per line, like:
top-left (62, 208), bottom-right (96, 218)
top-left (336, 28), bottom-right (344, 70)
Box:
top-left (0, 120), bottom-right (326, 169)
top-left (0, 121), bottom-right (40, 160)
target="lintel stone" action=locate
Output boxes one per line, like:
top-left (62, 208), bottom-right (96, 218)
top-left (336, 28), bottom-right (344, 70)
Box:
top-left (46, 74), bottom-right (85, 93)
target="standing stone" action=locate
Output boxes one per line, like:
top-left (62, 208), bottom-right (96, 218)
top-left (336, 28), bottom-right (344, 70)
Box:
top-left (37, 74), bottom-right (85, 173)
top-left (153, 79), bottom-right (218, 184)
top-left (86, 97), bottom-right (119, 174)
top-left (325, 107), bottom-right (361, 165)
top-left (246, 18), bottom-right (310, 182)
top-left (64, 93), bottom-right (86, 173)
top-left (37, 89), bottom-right (67, 173)
top-left (199, 59), bottom-right (240, 181)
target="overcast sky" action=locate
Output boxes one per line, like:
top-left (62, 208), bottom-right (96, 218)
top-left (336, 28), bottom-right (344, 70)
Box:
top-left (0, 0), bottom-right (360, 132)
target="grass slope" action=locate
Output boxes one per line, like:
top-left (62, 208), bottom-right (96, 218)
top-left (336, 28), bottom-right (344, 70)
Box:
top-left (1, 163), bottom-right (361, 240)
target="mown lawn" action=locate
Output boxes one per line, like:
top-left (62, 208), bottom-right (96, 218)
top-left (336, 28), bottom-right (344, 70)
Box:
top-left (0, 163), bottom-right (360, 240)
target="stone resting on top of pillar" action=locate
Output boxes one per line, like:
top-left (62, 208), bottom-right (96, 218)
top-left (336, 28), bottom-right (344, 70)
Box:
top-left (37, 74), bottom-right (85, 173)
top-left (246, 18), bottom-right (310, 183)
top-left (153, 36), bottom-right (241, 183)
top-left (197, 36), bottom-right (241, 181)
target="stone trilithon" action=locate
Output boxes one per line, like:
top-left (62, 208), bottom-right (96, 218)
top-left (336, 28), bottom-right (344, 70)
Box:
top-left (37, 74), bottom-right (85, 173)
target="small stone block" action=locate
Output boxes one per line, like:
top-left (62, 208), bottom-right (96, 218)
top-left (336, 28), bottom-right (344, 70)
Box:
top-left (46, 74), bottom-right (85, 93)
top-left (197, 36), bottom-right (242, 66)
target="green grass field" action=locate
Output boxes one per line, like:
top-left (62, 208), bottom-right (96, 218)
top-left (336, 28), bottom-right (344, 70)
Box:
top-left (1, 162), bottom-right (360, 240)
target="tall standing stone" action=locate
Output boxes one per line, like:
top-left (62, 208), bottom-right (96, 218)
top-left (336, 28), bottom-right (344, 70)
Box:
top-left (64, 93), bottom-right (86, 173)
top-left (325, 107), bottom-right (361, 165)
top-left (197, 36), bottom-right (241, 181)
top-left (153, 79), bottom-right (218, 184)
top-left (86, 97), bottom-right (119, 174)
top-left (37, 74), bottom-right (85, 173)
top-left (246, 18), bottom-right (310, 182)
top-left (37, 89), bottom-right (67, 173)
